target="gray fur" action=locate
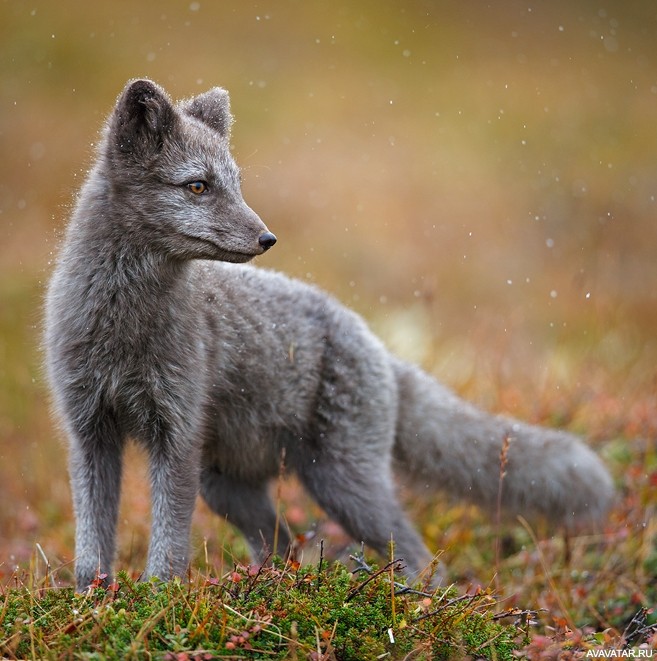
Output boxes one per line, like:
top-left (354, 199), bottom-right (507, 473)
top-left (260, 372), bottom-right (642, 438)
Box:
top-left (45, 79), bottom-right (614, 591)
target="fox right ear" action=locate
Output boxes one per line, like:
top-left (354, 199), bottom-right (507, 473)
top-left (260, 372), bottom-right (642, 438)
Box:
top-left (111, 79), bottom-right (178, 158)
top-left (184, 88), bottom-right (233, 137)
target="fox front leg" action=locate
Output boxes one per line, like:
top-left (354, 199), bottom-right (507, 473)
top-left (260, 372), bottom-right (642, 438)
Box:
top-left (68, 426), bottom-right (125, 591)
top-left (144, 439), bottom-right (201, 581)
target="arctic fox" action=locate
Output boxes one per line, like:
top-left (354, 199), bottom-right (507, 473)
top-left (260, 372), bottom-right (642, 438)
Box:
top-left (45, 79), bottom-right (614, 591)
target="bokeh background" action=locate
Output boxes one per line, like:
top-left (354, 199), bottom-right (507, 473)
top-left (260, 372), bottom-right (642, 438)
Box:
top-left (1, 1), bottom-right (656, 583)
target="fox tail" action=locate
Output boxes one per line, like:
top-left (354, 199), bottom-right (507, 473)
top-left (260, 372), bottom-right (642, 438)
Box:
top-left (392, 359), bottom-right (614, 526)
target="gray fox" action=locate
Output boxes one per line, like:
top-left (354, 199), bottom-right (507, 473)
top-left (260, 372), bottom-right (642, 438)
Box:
top-left (45, 79), bottom-right (614, 591)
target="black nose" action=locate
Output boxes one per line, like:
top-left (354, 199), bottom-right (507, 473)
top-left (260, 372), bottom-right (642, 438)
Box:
top-left (258, 231), bottom-right (277, 250)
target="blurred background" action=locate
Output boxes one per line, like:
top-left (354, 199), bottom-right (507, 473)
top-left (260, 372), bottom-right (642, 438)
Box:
top-left (1, 0), bottom-right (656, 581)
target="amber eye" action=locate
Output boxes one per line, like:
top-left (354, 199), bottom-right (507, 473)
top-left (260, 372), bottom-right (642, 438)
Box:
top-left (187, 181), bottom-right (208, 195)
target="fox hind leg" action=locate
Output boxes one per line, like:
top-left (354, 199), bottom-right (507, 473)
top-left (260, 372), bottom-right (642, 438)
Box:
top-left (200, 466), bottom-right (291, 562)
top-left (295, 445), bottom-right (434, 583)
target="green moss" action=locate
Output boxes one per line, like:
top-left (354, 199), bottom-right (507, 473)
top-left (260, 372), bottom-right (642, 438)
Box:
top-left (0, 562), bottom-right (526, 659)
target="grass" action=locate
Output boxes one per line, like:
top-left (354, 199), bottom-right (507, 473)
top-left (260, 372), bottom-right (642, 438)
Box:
top-left (0, 559), bottom-right (606, 659)
top-left (2, 559), bottom-right (528, 660)
top-left (1, 538), bottom-right (655, 658)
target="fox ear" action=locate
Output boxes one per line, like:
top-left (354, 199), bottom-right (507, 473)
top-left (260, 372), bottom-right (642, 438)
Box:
top-left (184, 88), bottom-right (233, 137)
top-left (111, 79), bottom-right (178, 157)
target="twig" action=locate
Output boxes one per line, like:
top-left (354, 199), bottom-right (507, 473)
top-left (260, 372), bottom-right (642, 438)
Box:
top-left (622, 607), bottom-right (657, 648)
top-left (412, 592), bottom-right (484, 624)
top-left (35, 543), bottom-right (56, 589)
top-left (346, 559), bottom-right (406, 601)
top-left (349, 550), bottom-right (434, 598)
top-left (517, 515), bottom-right (575, 630)
top-left (494, 432), bottom-right (512, 590)
top-left (316, 539), bottom-right (324, 592)
top-left (273, 447), bottom-right (287, 557)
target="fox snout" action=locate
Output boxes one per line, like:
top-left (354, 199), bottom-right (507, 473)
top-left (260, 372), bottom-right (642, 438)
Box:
top-left (258, 232), bottom-right (277, 251)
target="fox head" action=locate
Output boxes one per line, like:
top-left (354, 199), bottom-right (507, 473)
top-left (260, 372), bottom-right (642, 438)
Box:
top-left (100, 79), bottom-right (276, 263)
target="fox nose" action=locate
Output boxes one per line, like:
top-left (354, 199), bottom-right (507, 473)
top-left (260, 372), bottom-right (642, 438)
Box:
top-left (258, 231), bottom-right (277, 251)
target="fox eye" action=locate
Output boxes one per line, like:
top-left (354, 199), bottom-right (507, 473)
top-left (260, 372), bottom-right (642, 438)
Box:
top-left (186, 181), bottom-right (208, 195)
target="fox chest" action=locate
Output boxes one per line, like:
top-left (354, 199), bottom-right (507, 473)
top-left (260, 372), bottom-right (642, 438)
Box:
top-left (62, 326), bottom-right (208, 443)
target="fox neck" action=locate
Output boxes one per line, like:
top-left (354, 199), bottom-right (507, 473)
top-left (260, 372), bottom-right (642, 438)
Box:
top-left (60, 207), bottom-right (196, 347)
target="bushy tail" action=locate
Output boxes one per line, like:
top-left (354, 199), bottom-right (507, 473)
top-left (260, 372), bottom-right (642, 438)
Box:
top-left (392, 359), bottom-right (614, 527)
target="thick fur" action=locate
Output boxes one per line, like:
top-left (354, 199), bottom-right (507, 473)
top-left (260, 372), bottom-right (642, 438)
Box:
top-left (45, 79), bottom-right (614, 590)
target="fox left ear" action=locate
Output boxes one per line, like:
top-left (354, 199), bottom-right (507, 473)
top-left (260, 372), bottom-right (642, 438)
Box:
top-left (184, 88), bottom-right (233, 137)
top-left (111, 79), bottom-right (179, 159)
